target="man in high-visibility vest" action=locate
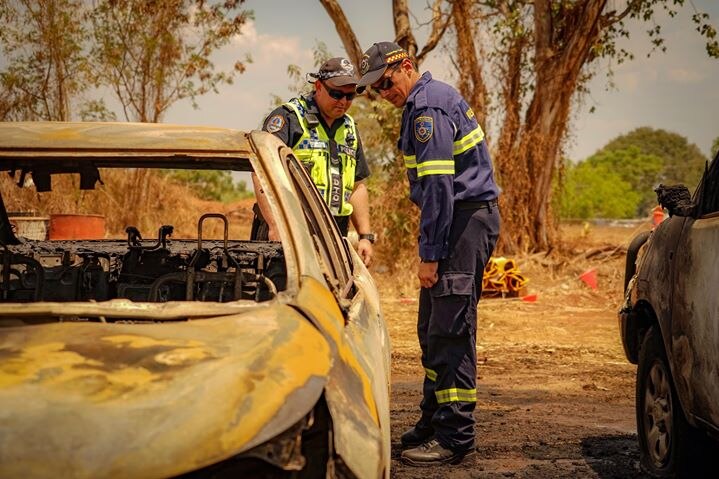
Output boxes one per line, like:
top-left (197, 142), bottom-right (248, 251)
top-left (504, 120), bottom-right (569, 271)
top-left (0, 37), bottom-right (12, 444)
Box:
top-left (252, 57), bottom-right (374, 266)
top-left (357, 42), bottom-right (501, 466)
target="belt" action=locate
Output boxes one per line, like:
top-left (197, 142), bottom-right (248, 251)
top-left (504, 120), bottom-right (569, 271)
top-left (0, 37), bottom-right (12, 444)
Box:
top-left (455, 199), bottom-right (498, 210)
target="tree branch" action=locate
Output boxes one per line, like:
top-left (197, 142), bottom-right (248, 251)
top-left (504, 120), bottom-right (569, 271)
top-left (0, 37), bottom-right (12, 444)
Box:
top-left (318, 0), bottom-right (363, 67)
top-left (416, 0), bottom-right (452, 64)
top-left (393, 0), bottom-right (418, 58)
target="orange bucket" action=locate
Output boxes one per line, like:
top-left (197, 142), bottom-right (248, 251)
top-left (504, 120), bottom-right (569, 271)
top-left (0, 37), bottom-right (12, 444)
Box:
top-left (49, 214), bottom-right (105, 240)
top-left (578, 268), bottom-right (598, 290)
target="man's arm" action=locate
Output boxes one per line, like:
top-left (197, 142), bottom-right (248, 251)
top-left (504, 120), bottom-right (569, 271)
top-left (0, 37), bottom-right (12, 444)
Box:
top-left (254, 106), bottom-right (296, 241)
top-left (412, 108), bottom-right (456, 287)
top-left (251, 173), bottom-right (279, 241)
top-left (349, 180), bottom-right (373, 266)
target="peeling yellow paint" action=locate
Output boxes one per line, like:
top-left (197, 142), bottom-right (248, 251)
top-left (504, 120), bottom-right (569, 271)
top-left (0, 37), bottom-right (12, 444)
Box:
top-left (0, 342), bottom-right (101, 388)
top-left (154, 347), bottom-right (209, 366)
top-left (215, 319), bottom-right (331, 451)
top-left (102, 334), bottom-right (203, 349)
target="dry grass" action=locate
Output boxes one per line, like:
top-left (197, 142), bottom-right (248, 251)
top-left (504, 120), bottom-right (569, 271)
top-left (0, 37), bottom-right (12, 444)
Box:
top-left (372, 220), bottom-right (652, 304)
top-left (1, 170), bottom-right (255, 240)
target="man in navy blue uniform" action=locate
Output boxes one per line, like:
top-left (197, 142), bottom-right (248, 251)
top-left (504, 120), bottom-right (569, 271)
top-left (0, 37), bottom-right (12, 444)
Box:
top-left (357, 42), bottom-right (501, 466)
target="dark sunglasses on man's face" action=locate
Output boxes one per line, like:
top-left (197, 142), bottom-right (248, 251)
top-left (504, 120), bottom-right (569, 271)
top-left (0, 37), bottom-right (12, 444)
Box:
top-left (371, 63), bottom-right (401, 93)
top-left (322, 82), bottom-right (356, 101)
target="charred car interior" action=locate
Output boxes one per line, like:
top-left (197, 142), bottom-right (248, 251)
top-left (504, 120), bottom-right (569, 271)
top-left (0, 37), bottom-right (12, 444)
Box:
top-left (0, 163), bottom-right (286, 308)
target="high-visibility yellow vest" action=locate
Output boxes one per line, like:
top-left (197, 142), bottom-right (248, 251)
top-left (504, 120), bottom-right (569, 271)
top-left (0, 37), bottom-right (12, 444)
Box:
top-left (284, 97), bottom-right (358, 217)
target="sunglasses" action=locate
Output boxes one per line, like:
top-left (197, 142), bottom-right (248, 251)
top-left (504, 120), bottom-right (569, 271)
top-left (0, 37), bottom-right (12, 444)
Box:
top-left (371, 63), bottom-right (401, 93)
top-left (322, 82), bottom-right (356, 101)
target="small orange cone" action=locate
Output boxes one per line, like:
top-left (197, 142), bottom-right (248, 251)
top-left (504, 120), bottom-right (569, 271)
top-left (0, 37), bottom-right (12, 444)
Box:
top-left (521, 293), bottom-right (538, 302)
top-left (652, 205), bottom-right (665, 226)
top-left (578, 268), bottom-right (598, 289)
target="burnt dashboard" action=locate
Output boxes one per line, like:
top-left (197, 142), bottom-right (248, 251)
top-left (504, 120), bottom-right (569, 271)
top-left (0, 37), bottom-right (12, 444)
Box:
top-left (0, 218), bottom-right (284, 303)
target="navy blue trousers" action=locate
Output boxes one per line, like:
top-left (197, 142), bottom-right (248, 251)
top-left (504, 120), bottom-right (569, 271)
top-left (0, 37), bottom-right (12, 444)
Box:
top-left (416, 205), bottom-right (500, 452)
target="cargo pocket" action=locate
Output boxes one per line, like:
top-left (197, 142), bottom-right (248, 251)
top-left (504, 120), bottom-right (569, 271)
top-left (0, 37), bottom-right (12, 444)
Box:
top-left (429, 272), bottom-right (476, 336)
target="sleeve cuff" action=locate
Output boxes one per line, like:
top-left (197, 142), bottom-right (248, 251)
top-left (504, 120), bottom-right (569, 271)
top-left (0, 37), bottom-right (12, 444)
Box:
top-left (419, 242), bottom-right (448, 262)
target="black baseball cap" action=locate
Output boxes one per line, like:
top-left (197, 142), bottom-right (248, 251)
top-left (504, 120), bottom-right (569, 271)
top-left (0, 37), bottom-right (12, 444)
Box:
top-left (356, 41), bottom-right (409, 93)
top-left (307, 57), bottom-right (359, 88)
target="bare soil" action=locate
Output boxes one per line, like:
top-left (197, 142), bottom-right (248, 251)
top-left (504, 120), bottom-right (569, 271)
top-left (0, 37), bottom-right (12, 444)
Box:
top-left (376, 222), bottom-right (654, 478)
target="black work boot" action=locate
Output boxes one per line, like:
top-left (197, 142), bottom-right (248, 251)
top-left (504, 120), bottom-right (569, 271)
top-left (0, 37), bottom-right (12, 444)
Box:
top-left (400, 425), bottom-right (434, 449)
top-left (401, 439), bottom-right (476, 466)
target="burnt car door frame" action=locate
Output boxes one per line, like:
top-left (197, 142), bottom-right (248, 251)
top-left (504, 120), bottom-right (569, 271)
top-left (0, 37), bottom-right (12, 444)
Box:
top-left (669, 153), bottom-right (719, 430)
top-left (283, 150), bottom-right (356, 310)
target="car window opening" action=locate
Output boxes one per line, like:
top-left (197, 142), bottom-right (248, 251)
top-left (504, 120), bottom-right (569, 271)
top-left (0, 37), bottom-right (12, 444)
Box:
top-left (0, 167), bottom-right (287, 308)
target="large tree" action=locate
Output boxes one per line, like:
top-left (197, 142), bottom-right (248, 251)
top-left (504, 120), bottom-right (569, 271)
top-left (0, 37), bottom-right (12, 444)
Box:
top-left (319, 0), bottom-right (718, 252)
top-left (0, 0), bottom-right (90, 121)
top-left (89, 0), bottom-right (252, 123)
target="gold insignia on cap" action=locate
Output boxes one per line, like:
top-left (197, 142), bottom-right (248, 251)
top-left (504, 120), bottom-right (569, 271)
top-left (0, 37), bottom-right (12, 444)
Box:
top-left (385, 50), bottom-right (409, 63)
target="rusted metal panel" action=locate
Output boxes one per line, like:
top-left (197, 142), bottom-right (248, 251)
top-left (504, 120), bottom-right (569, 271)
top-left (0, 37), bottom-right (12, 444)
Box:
top-left (0, 122), bottom-right (391, 477)
top-left (670, 215), bottom-right (719, 427)
top-left (0, 306), bottom-right (331, 478)
top-left (292, 272), bottom-right (391, 479)
top-left (0, 122), bottom-right (253, 155)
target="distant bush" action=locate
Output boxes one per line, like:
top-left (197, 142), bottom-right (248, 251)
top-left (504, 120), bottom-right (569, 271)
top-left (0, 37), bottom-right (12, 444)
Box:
top-left (558, 162), bottom-right (640, 219)
top-left (162, 170), bottom-right (253, 202)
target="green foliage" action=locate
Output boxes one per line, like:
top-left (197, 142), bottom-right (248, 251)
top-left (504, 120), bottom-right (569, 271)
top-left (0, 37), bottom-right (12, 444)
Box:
top-left (560, 128), bottom-right (709, 219)
top-left (586, 146), bottom-right (663, 215)
top-left (712, 136), bottom-right (719, 159)
top-left (597, 127), bottom-right (707, 188)
top-left (558, 162), bottom-right (640, 219)
top-left (163, 170), bottom-right (253, 202)
top-left (89, 0), bottom-right (253, 122)
top-left (0, 0), bottom-right (91, 120)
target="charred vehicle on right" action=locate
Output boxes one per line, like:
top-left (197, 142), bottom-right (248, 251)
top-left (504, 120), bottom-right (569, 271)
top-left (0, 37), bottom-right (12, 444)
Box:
top-left (620, 152), bottom-right (719, 477)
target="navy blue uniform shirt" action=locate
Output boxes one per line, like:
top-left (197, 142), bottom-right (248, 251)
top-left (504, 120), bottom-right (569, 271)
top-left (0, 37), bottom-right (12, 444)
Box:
top-left (399, 72), bottom-right (499, 261)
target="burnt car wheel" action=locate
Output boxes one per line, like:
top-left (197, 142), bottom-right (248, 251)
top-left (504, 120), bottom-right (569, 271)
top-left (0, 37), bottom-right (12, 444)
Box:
top-left (636, 326), bottom-right (710, 477)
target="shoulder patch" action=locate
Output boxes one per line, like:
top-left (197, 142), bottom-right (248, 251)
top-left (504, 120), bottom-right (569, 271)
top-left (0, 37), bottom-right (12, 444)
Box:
top-left (414, 116), bottom-right (433, 143)
top-left (266, 114), bottom-right (285, 133)
top-left (466, 107), bottom-right (475, 119)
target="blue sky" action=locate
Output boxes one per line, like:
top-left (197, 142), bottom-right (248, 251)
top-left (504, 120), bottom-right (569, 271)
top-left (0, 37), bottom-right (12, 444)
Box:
top-left (163, 1), bottom-right (719, 161)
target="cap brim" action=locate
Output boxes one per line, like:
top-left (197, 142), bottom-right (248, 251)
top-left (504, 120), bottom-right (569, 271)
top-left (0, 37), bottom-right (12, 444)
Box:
top-left (355, 67), bottom-right (387, 93)
top-left (324, 76), bottom-right (359, 88)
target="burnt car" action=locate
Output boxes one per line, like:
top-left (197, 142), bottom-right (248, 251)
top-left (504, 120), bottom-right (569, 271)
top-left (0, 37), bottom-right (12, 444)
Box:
top-left (620, 152), bottom-right (719, 477)
top-left (0, 122), bottom-right (390, 478)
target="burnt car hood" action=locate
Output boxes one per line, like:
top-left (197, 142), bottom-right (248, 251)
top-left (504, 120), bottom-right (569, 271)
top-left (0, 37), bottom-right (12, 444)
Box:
top-left (0, 305), bottom-right (331, 478)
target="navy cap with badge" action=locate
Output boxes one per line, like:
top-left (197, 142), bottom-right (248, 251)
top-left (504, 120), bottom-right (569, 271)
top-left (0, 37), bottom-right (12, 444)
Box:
top-left (307, 57), bottom-right (359, 88)
top-left (356, 41), bottom-right (409, 94)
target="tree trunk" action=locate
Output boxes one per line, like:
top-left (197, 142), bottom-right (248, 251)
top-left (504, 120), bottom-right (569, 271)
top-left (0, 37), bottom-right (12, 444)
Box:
top-left (498, 0), bottom-right (607, 252)
top-left (451, 0), bottom-right (487, 128)
top-left (319, 0), bottom-right (363, 67)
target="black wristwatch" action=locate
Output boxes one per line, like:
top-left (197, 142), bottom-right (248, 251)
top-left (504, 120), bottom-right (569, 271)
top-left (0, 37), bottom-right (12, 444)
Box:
top-left (358, 233), bottom-right (376, 244)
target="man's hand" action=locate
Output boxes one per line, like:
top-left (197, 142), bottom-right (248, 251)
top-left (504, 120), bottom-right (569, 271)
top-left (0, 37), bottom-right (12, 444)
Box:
top-left (268, 226), bottom-right (280, 242)
top-left (418, 260), bottom-right (438, 289)
top-left (357, 238), bottom-right (373, 266)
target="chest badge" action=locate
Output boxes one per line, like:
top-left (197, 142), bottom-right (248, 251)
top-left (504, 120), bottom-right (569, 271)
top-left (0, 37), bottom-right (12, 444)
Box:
top-left (414, 116), bottom-right (433, 143)
top-left (266, 114), bottom-right (285, 133)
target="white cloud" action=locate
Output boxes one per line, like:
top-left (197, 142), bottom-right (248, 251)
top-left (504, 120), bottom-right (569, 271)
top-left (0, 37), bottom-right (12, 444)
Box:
top-left (230, 20), bottom-right (311, 67)
top-left (615, 71), bottom-right (642, 92)
top-left (165, 20), bottom-right (314, 132)
top-left (667, 68), bottom-right (704, 84)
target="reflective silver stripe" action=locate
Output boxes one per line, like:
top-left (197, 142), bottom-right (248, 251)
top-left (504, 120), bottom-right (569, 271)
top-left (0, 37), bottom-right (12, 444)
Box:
top-left (404, 154), bottom-right (417, 169)
top-left (424, 368), bottom-right (437, 382)
top-left (435, 387), bottom-right (477, 404)
top-left (453, 125), bottom-right (485, 156)
top-left (417, 160), bottom-right (454, 177)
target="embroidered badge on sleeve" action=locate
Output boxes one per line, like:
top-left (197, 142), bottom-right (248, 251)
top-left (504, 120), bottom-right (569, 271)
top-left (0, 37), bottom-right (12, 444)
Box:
top-left (414, 116), bottom-right (434, 143)
top-left (266, 114), bottom-right (285, 133)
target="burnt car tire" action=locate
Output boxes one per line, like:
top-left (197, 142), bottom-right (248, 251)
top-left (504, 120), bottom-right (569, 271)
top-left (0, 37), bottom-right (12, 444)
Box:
top-left (636, 326), bottom-right (712, 477)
